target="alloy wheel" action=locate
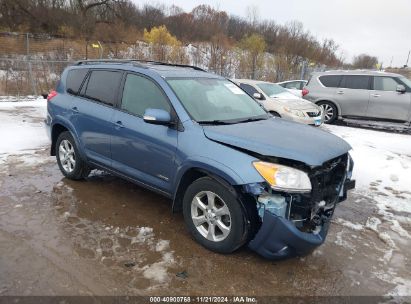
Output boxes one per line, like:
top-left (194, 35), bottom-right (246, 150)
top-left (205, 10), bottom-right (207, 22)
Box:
top-left (321, 104), bottom-right (334, 122)
top-left (191, 191), bottom-right (231, 242)
top-left (58, 139), bottom-right (76, 173)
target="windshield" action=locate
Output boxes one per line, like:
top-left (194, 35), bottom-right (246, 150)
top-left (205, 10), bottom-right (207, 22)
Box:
top-left (399, 76), bottom-right (411, 89)
top-left (256, 82), bottom-right (288, 97)
top-left (167, 78), bottom-right (268, 123)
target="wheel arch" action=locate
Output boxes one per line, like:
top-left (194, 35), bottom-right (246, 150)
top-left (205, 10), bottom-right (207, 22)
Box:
top-left (50, 119), bottom-right (84, 159)
top-left (172, 165), bottom-right (241, 213)
top-left (315, 99), bottom-right (341, 117)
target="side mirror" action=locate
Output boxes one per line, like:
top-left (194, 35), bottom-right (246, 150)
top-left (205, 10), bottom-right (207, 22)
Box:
top-left (253, 92), bottom-right (265, 100)
top-left (143, 108), bottom-right (172, 126)
top-left (41, 93), bottom-right (48, 99)
top-left (396, 85), bottom-right (406, 94)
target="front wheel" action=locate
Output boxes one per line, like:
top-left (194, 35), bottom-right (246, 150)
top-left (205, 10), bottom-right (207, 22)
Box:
top-left (182, 177), bottom-right (248, 253)
top-left (56, 131), bottom-right (90, 180)
top-left (318, 101), bottom-right (337, 124)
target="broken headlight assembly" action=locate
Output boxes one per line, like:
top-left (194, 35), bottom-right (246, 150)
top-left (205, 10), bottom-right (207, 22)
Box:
top-left (253, 161), bottom-right (311, 193)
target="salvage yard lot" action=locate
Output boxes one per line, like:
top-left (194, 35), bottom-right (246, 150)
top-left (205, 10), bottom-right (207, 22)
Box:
top-left (0, 98), bottom-right (410, 296)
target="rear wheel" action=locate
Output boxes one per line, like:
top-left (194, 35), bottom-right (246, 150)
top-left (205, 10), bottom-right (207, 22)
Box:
top-left (56, 131), bottom-right (90, 180)
top-left (182, 177), bottom-right (248, 253)
top-left (318, 101), bottom-right (337, 124)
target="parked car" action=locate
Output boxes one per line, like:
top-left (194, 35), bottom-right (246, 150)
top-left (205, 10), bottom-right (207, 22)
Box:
top-left (277, 80), bottom-right (308, 97)
top-left (45, 60), bottom-right (355, 259)
top-left (234, 79), bottom-right (323, 126)
top-left (303, 70), bottom-right (411, 124)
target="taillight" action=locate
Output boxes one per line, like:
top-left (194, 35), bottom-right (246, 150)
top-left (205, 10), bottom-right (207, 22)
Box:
top-left (302, 88), bottom-right (309, 96)
top-left (47, 90), bottom-right (58, 101)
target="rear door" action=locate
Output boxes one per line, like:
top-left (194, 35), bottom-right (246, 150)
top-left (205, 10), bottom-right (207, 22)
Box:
top-left (335, 75), bottom-right (371, 117)
top-left (74, 69), bottom-right (123, 166)
top-left (366, 76), bottom-right (411, 121)
top-left (111, 73), bottom-right (178, 193)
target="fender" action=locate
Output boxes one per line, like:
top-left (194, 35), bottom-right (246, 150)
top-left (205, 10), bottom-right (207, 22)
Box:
top-left (51, 115), bottom-right (87, 160)
top-left (172, 156), bottom-right (245, 199)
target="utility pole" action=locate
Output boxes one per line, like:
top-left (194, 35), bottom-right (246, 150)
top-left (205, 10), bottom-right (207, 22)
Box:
top-left (405, 50), bottom-right (410, 67)
top-left (26, 33), bottom-right (37, 96)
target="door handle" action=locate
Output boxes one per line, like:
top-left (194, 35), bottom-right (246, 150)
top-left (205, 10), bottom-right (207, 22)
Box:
top-left (371, 94), bottom-right (380, 98)
top-left (337, 90), bottom-right (344, 95)
top-left (114, 121), bottom-right (124, 128)
top-left (71, 106), bottom-right (79, 113)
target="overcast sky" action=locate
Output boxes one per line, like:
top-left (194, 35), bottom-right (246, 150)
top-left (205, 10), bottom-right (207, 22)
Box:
top-left (132, 0), bottom-right (410, 67)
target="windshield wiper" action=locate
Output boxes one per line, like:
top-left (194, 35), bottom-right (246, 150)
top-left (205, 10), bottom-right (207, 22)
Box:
top-left (197, 120), bottom-right (235, 125)
top-left (235, 116), bottom-right (268, 123)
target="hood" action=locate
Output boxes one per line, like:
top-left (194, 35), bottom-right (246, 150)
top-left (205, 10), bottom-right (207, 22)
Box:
top-left (203, 118), bottom-right (351, 167)
top-left (269, 92), bottom-right (318, 110)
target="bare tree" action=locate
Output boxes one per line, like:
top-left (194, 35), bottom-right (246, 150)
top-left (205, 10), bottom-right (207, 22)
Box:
top-left (353, 54), bottom-right (378, 69)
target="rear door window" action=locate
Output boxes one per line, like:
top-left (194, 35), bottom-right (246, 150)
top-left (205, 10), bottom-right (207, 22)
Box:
top-left (340, 75), bottom-right (371, 90)
top-left (284, 82), bottom-right (299, 89)
top-left (373, 77), bottom-right (399, 91)
top-left (66, 69), bottom-right (88, 95)
top-left (319, 75), bottom-right (342, 88)
top-left (83, 70), bottom-right (123, 106)
top-left (121, 74), bottom-right (171, 117)
top-left (239, 83), bottom-right (259, 96)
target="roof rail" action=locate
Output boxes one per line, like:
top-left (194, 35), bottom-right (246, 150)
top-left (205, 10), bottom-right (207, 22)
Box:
top-left (73, 59), bottom-right (145, 68)
top-left (74, 59), bottom-right (207, 72)
top-left (140, 60), bottom-right (207, 72)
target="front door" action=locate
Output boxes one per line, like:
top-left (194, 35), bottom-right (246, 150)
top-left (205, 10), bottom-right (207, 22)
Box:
top-left (111, 73), bottom-right (178, 193)
top-left (367, 76), bottom-right (411, 121)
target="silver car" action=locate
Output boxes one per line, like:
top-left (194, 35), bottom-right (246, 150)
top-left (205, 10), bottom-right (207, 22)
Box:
top-left (234, 79), bottom-right (323, 126)
top-left (303, 70), bottom-right (411, 124)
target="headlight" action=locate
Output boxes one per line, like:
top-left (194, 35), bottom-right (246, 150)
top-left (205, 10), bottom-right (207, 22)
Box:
top-left (283, 107), bottom-right (305, 117)
top-left (253, 161), bottom-right (312, 193)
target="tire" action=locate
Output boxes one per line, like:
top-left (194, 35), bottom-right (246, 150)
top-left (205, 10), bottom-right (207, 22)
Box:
top-left (317, 101), bottom-right (337, 124)
top-left (55, 131), bottom-right (90, 180)
top-left (269, 111), bottom-right (281, 117)
top-left (182, 177), bottom-right (249, 254)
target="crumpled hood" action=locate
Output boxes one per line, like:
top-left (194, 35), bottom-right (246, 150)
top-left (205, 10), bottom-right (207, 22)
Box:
top-left (203, 118), bottom-right (351, 167)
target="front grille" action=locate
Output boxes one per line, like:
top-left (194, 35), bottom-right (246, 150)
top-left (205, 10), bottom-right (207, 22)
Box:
top-left (310, 154), bottom-right (348, 203)
top-left (306, 111), bottom-right (320, 117)
top-left (287, 154), bottom-right (348, 231)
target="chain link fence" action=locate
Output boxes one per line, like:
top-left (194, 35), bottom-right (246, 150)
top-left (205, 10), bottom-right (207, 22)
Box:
top-left (0, 32), bottom-right (328, 98)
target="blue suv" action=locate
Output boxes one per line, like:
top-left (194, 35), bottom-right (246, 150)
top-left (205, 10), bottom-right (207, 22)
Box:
top-left (45, 60), bottom-right (355, 259)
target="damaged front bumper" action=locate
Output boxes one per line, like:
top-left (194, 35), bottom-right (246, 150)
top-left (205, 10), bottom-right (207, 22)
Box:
top-left (245, 154), bottom-right (356, 260)
top-left (249, 211), bottom-right (330, 259)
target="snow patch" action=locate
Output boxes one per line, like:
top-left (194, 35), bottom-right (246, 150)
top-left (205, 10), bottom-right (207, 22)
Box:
top-left (155, 240), bottom-right (170, 252)
top-left (335, 218), bottom-right (364, 231)
top-left (0, 98), bottom-right (48, 154)
top-left (366, 217), bottom-right (381, 232)
top-left (141, 251), bottom-right (175, 283)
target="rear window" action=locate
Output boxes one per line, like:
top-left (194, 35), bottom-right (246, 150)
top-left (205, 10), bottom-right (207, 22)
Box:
top-left (341, 75), bottom-right (371, 90)
top-left (319, 75), bottom-right (342, 88)
top-left (83, 70), bottom-right (123, 106)
top-left (66, 69), bottom-right (88, 95)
